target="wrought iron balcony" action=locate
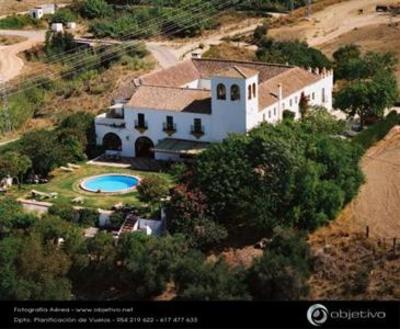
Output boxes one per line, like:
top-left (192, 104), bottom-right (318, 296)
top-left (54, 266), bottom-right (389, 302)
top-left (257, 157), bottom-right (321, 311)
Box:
top-left (135, 120), bottom-right (148, 132)
top-left (163, 122), bottom-right (177, 135)
top-left (190, 125), bottom-right (205, 138)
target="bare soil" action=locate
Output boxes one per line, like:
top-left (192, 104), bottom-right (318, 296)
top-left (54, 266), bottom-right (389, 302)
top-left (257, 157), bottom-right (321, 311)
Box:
top-left (0, 0), bottom-right (72, 16)
top-left (270, 0), bottom-right (399, 46)
top-left (0, 35), bottom-right (26, 45)
top-left (203, 42), bottom-right (256, 61)
top-left (319, 22), bottom-right (400, 82)
top-left (309, 127), bottom-right (400, 299)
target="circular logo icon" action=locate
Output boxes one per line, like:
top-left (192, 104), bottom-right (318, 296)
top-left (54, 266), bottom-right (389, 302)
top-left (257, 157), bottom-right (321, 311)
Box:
top-left (307, 304), bottom-right (329, 327)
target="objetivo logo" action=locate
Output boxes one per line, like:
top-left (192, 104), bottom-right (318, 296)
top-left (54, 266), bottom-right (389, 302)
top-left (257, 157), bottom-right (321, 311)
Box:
top-left (307, 304), bottom-right (329, 327)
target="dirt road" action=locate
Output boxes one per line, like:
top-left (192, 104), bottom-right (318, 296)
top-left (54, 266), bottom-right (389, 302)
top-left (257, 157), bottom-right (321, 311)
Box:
top-left (270, 0), bottom-right (400, 47)
top-left (310, 126), bottom-right (400, 242)
top-left (0, 30), bottom-right (45, 82)
top-left (353, 127), bottom-right (400, 238)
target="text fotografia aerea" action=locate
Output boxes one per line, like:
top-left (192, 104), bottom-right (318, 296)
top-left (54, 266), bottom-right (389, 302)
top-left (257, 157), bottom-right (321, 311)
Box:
top-left (14, 307), bottom-right (70, 314)
top-left (14, 307), bottom-right (133, 314)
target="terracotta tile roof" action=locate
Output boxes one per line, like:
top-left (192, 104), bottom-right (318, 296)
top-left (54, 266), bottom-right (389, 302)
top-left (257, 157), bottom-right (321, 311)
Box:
top-left (140, 58), bottom-right (292, 88)
top-left (214, 65), bottom-right (259, 79)
top-left (128, 86), bottom-right (211, 114)
top-left (122, 58), bottom-right (324, 112)
top-left (192, 58), bottom-right (291, 83)
top-left (258, 67), bottom-right (321, 109)
top-left (141, 60), bottom-right (200, 87)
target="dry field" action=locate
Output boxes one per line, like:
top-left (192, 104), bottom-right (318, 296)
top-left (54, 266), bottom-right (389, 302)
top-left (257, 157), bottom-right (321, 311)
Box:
top-left (0, 0), bottom-right (72, 16)
top-left (309, 127), bottom-right (400, 300)
top-left (270, 0), bottom-right (399, 45)
top-left (0, 34), bottom-right (26, 45)
top-left (203, 42), bottom-right (256, 61)
top-left (319, 23), bottom-right (400, 82)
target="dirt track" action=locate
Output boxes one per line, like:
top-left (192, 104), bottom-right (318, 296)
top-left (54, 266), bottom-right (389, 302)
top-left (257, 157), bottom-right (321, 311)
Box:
top-left (0, 30), bottom-right (45, 82)
top-left (353, 127), bottom-right (400, 238)
top-left (310, 126), bottom-right (400, 242)
top-left (270, 0), bottom-right (400, 46)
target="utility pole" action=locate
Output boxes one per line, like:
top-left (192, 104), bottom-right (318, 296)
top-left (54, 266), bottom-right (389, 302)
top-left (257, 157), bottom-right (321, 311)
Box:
top-left (289, 0), bottom-right (294, 13)
top-left (0, 75), bottom-right (12, 133)
top-left (306, 0), bottom-right (312, 18)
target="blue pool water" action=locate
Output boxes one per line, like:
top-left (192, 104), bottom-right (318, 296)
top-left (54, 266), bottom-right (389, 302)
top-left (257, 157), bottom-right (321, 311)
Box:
top-left (81, 174), bottom-right (139, 193)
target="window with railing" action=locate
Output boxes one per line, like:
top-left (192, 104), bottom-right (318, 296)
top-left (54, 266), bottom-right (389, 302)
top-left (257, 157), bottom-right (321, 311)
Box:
top-left (135, 113), bottom-right (148, 130)
top-left (191, 118), bottom-right (204, 137)
top-left (163, 116), bottom-right (177, 134)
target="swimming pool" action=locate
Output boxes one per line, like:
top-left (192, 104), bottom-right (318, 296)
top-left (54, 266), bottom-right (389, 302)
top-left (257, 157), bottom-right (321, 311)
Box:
top-left (80, 174), bottom-right (139, 194)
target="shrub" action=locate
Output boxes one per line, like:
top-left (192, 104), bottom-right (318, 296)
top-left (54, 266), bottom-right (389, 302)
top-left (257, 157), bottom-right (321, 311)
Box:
top-left (246, 228), bottom-right (311, 300)
top-left (352, 111), bottom-right (400, 150)
top-left (109, 211), bottom-right (126, 229)
top-left (50, 9), bottom-right (77, 24)
top-left (45, 31), bottom-right (77, 56)
top-left (48, 204), bottom-right (77, 223)
top-left (137, 175), bottom-right (169, 204)
top-left (78, 209), bottom-right (98, 227)
top-left (175, 256), bottom-right (250, 301)
top-left (80, 0), bottom-right (112, 19)
top-left (282, 110), bottom-right (295, 120)
top-left (0, 14), bottom-right (41, 29)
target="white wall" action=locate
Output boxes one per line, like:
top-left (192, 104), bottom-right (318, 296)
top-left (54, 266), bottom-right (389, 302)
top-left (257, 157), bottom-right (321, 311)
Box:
top-left (210, 77), bottom-right (248, 140)
top-left (95, 71), bottom-right (334, 159)
top-left (249, 72), bottom-right (334, 129)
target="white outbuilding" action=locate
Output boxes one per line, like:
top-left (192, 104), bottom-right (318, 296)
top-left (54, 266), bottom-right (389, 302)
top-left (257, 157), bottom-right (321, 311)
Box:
top-left (30, 7), bottom-right (44, 20)
top-left (66, 22), bottom-right (77, 30)
top-left (30, 4), bottom-right (56, 19)
top-left (51, 23), bottom-right (64, 33)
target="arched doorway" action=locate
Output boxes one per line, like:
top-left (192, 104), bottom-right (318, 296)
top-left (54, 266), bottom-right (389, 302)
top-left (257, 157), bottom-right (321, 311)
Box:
top-left (103, 133), bottom-right (122, 151)
top-left (135, 137), bottom-right (154, 158)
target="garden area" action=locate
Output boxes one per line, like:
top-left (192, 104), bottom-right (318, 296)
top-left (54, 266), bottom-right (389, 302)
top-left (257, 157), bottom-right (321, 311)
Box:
top-left (4, 164), bottom-right (172, 210)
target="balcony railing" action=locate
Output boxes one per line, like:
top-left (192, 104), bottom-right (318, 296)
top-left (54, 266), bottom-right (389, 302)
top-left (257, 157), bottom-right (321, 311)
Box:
top-left (135, 120), bottom-right (148, 132)
top-left (190, 125), bottom-right (205, 138)
top-left (97, 122), bottom-right (126, 129)
top-left (163, 122), bottom-right (177, 135)
top-left (106, 112), bottom-right (124, 119)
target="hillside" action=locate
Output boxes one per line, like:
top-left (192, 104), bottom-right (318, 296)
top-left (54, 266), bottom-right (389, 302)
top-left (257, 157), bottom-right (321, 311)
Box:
top-left (309, 126), bottom-right (400, 300)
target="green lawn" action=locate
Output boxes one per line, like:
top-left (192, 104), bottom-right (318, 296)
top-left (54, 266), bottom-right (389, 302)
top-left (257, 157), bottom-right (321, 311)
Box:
top-left (6, 164), bottom-right (173, 210)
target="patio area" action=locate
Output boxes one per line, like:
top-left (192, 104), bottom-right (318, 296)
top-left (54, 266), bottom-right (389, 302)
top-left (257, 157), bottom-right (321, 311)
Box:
top-left (5, 163), bottom-right (172, 210)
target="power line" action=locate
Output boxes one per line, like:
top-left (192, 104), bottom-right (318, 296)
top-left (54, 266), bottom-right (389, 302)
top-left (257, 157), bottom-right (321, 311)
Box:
top-left (0, 75), bottom-right (12, 133)
top-left (1, 0), bottom-right (238, 95)
top-left (306, 0), bottom-right (312, 18)
top-left (4, 0), bottom-right (239, 91)
top-left (2, 0), bottom-right (239, 97)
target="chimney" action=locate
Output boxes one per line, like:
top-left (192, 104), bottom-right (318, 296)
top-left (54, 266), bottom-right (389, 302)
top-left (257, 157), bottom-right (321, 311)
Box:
top-left (321, 67), bottom-right (327, 76)
top-left (314, 67), bottom-right (320, 75)
top-left (277, 83), bottom-right (283, 119)
top-left (278, 83), bottom-right (283, 102)
top-left (308, 67), bottom-right (312, 73)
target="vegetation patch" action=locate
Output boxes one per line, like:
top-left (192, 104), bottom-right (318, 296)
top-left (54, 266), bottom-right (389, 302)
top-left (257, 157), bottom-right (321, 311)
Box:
top-left (352, 111), bottom-right (400, 150)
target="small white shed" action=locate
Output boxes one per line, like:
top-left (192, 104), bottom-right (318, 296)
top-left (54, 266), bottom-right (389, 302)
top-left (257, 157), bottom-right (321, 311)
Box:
top-left (30, 7), bottom-right (44, 20)
top-left (66, 22), bottom-right (77, 30)
top-left (51, 23), bottom-right (64, 33)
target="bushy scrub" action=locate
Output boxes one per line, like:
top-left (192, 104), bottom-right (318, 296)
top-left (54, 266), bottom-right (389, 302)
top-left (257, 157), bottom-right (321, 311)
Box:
top-left (137, 175), bottom-right (170, 204)
top-left (0, 14), bottom-right (43, 29)
top-left (246, 227), bottom-right (311, 300)
top-left (189, 110), bottom-right (363, 232)
top-left (352, 111), bottom-right (400, 150)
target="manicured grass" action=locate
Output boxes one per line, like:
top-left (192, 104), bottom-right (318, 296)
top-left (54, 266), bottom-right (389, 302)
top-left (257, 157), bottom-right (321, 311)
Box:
top-left (6, 164), bottom-right (173, 210)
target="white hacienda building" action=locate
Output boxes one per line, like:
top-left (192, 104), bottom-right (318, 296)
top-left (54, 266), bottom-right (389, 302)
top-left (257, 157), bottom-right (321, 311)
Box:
top-left (95, 58), bottom-right (333, 161)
